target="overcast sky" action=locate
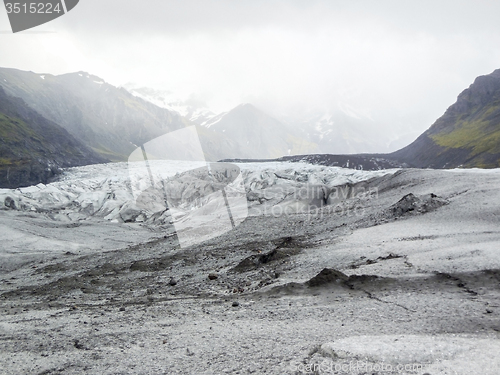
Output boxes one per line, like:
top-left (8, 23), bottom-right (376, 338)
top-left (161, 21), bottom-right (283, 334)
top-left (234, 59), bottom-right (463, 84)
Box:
top-left (1, 0), bottom-right (500, 149)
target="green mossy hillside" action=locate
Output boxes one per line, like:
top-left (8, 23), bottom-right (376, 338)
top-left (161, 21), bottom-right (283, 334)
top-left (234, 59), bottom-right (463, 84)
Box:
top-left (391, 69), bottom-right (500, 168)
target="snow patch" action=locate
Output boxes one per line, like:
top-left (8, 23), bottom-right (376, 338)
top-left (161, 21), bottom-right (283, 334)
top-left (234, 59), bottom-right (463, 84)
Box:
top-left (122, 84), bottom-right (218, 124)
top-left (203, 113), bottom-right (226, 128)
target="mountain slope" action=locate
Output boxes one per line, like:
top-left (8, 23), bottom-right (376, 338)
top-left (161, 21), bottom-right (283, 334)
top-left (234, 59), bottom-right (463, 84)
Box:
top-left (0, 86), bottom-right (105, 188)
top-left (280, 106), bottom-right (410, 155)
top-left (204, 103), bottom-right (317, 159)
top-left (123, 84), bottom-right (217, 126)
top-left (0, 68), bottom-right (190, 161)
top-left (391, 69), bottom-right (500, 168)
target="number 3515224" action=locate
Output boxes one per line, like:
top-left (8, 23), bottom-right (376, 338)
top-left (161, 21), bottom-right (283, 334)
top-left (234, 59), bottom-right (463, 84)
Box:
top-left (5, 2), bottom-right (63, 14)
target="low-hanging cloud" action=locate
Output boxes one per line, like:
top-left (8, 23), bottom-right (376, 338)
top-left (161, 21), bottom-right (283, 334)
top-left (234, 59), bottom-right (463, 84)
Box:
top-left (1, 0), bottom-right (500, 151)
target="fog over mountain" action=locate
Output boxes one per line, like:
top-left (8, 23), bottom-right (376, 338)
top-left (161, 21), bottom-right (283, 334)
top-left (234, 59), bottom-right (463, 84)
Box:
top-left (2, 0), bottom-right (500, 153)
top-left (0, 68), bottom-right (190, 161)
top-left (125, 85), bottom-right (416, 155)
top-left (1, 64), bottom-right (499, 191)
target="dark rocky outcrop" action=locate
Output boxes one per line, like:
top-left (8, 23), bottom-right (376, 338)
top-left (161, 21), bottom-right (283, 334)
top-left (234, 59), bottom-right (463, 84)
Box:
top-left (389, 193), bottom-right (449, 217)
top-left (306, 268), bottom-right (349, 287)
top-left (223, 153), bottom-right (407, 171)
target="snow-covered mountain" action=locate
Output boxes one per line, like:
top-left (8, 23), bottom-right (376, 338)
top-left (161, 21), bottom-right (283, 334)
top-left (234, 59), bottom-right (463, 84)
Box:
top-left (121, 86), bottom-right (318, 160)
top-left (123, 84), bottom-right (217, 126)
top-left (123, 83), bottom-right (414, 156)
top-left (200, 103), bottom-right (317, 159)
top-left (278, 103), bottom-right (410, 155)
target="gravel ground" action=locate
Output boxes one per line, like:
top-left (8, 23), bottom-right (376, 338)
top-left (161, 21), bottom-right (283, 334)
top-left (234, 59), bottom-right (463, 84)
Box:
top-left (1, 168), bottom-right (500, 374)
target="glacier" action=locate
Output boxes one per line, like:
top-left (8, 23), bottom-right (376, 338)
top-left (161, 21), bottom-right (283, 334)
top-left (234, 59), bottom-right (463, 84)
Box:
top-left (0, 161), bottom-right (397, 224)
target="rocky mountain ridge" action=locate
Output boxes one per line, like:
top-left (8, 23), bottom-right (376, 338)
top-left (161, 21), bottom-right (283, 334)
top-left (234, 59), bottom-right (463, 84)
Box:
top-left (1, 66), bottom-right (500, 190)
top-left (390, 69), bottom-right (500, 168)
top-left (0, 86), bottom-right (105, 188)
top-left (0, 68), bottom-right (191, 161)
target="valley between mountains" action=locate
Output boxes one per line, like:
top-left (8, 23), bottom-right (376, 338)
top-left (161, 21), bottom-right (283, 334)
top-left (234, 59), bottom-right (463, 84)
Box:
top-left (1, 67), bottom-right (500, 374)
